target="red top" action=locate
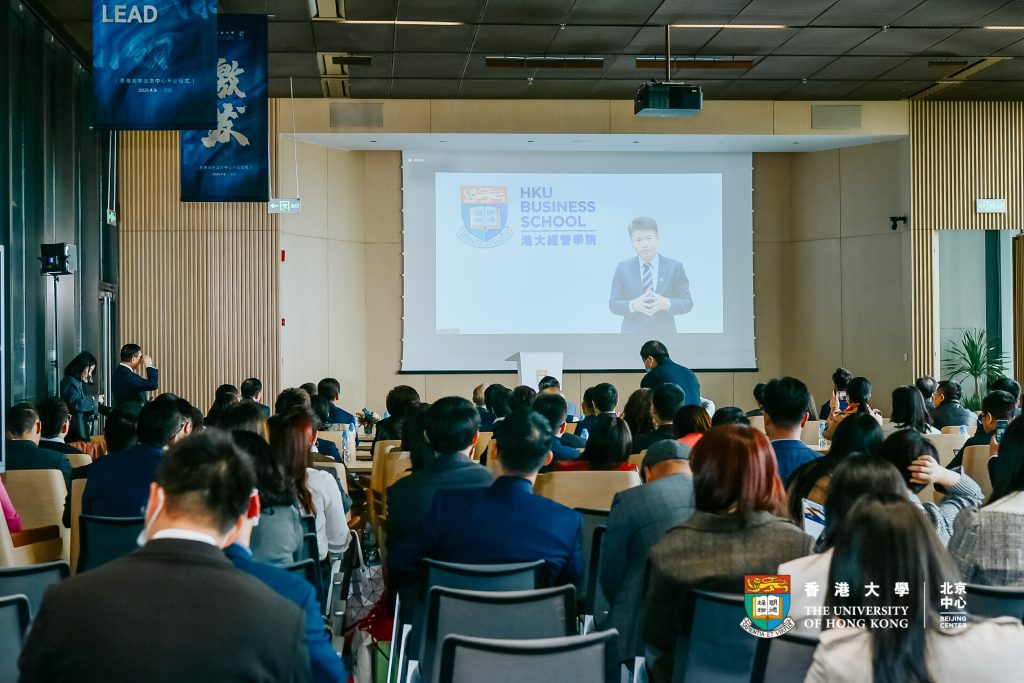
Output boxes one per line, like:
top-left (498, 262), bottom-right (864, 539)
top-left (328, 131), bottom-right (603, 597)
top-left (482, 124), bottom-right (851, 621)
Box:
top-left (553, 460), bottom-right (637, 473)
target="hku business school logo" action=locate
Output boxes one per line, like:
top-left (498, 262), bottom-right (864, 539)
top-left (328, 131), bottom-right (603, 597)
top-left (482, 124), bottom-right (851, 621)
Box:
top-left (740, 575), bottom-right (796, 638)
top-left (458, 185), bottom-right (512, 248)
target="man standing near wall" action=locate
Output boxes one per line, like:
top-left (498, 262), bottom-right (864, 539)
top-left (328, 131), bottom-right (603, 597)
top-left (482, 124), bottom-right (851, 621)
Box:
top-left (111, 343), bottom-right (159, 407)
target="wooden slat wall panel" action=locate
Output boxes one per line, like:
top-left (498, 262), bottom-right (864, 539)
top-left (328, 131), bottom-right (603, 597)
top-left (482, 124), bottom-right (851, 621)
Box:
top-left (1015, 235), bottom-right (1024, 387)
top-left (119, 130), bottom-right (279, 410)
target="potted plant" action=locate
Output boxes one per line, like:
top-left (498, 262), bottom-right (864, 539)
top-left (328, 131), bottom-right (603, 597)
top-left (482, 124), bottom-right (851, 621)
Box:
top-left (943, 328), bottom-right (1008, 410)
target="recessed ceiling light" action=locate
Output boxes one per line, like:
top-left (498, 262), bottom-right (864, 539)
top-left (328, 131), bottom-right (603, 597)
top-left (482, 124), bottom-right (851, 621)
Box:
top-left (632, 140), bottom-right (640, 144)
top-left (316, 19), bottom-right (464, 26)
top-left (670, 23), bottom-right (788, 29)
top-left (983, 25), bottom-right (1024, 30)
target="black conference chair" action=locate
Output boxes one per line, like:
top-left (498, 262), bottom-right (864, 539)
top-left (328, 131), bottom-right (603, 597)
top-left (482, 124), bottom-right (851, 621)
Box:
top-left (586, 527), bottom-right (610, 627)
top-left (282, 558), bottom-right (320, 594)
top-left (77, 515), bottom-right (145, 573)
top-left (574, 508), bottom-right (609, 616)
top-left (0, 594), bottom-right (31, 682)
top-left (0, 561), bottom-right (70, 617)
top-left (965, 583), bottom-right (1024, 620)
top-left (673, 590), bottom-right (756, 683)
top-left (417, 585), bottom-right (577, 683)
top-left (750, 631), bottom-right (819, 683)
top-left (437, 630), bottom-right (620, 683)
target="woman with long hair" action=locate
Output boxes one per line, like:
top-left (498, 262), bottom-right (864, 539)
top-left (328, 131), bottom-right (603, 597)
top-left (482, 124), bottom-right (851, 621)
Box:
top-left (401, 402), bottom-right (434, 472)
top-left (205, 384), bottom-right (240, 428)
top-left (621, 388), bottom-right (655, 440)
top-left (672, 404), bottom-right (712, 447)
top-left (60, 351), bottom-right (105, 440)
top-left (555, 415), bottom-right (634, 472)
top-left (888, 385), bottom-right (939, 434)
top-left (218, 400), bottom-right (270, 442)
top-left (807, 495), bottom-right (1024, 681)
top-left (823, 376), bottom-right (883, 440)
top-left (232, 430), bottom-right (302, 565)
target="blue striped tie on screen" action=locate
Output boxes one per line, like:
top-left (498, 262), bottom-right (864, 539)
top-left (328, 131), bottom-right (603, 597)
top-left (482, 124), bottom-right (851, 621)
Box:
top-left (642, 262), bottom-right (653, 292)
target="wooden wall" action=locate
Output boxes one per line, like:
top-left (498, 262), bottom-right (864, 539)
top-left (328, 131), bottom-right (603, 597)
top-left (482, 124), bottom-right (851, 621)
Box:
top-left (118, 130), bottom-right (280, 410)
top-left (1016, 235), bottom-right (1024, 387)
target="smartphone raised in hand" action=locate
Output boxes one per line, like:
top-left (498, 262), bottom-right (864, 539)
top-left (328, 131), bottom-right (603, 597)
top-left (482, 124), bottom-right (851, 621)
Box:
top-left (995, 419), bottom-right (1009, 445)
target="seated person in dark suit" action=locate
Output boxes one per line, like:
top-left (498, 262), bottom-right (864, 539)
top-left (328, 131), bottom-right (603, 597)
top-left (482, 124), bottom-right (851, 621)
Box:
top-left (309, 396), bottom-right (342, 462)
top-left (916, 375), bottom-right (938, 412)
top-left (111, 343), bottom-right (159, 407)
top-left (19, 430), bottom-right (312, 683)
top-left (83, 394), bottom-right (190, 517)
top-left (37, 397), bottom-right (86, 455)
top-left (633, 383), bottom-right (686, 453)
top-left (241, 377), bottom-right (272, 418)
top-left (385, 397), bottom-right (494, 554)
top-left (638, 340), bottom-right (701, 407)
top-left (538, 375), bottom-right (580, 424)
top-left (574, 383), bottom-right (620, 439)
top-left (483, 383), bottom-right (513, 429)
top-left (4, 402), bottom-right (73, 495)
top-left (532, 393), bottom-right (583, 469)
top-left (990, 376), bottom-right (1023, 417)
top-left (317, 377), bottom-right (357, 431)
top-left (818, 367), bottom-right (852, 420)
top-left (62, 406), bottom-right (140, 527)
top-left (473, 383), bottom-right (495, 431)
top-left (948, 389), bottom-right (1017, 470)
top-left (930, 380), bottom-right (979, 430)
top-left (389, 409), bottom-right (583, 589)
top-left (762, 377), bottom-right (821, 484)
top-left (372, 385), bottom-right (421, 452)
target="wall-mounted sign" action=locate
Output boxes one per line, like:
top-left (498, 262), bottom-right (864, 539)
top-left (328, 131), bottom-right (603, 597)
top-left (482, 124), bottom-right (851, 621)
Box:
top-left (268, 199), bottom-right (302, 214)
top-left (976, 198), bottom-right (1007, 214)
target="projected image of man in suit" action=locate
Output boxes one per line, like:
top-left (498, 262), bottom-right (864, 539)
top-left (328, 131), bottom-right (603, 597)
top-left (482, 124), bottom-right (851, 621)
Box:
top-left (609, 217), bottom-right (693, 335)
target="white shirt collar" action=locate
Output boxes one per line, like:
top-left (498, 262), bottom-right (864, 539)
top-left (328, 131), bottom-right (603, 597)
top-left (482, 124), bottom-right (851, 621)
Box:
top-left (151, 528), bottom-right (221, 546)
top-left (638, 253), bottom-right (660, 270)
top-left (119, 362), bottom-right (134, 370)
top-left (40, 436), bottom-right (65, 444)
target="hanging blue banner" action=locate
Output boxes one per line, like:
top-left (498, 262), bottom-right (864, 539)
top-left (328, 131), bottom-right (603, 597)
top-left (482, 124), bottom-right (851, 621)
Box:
top-left (180, 14), bottom-right (268, 202)
top-left (92, 0), bottom-right (218, 130)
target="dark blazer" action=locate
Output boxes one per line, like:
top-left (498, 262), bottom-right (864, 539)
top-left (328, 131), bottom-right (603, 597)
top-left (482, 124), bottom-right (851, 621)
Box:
top-left (609, 255), bottom-right (693, 334)
top-left (111, 364), bottom-right (159, 407)
top-left (949, 426), bottom-right (994, 470)
top-left (644, 511), bottom-right (812, 683)
top-left (369, 415), bottom-right (403, 455)
top-left (19, 538), bottom-right (311, 683)
top-left (224, 543), bottom-right (345, 683)
top-left (60, 375), bottom-right (100, 440)
top-left (633, 425), bottom-right (676, 453)
top-left (385, 452), bottom-right (494, 552)
top-left (540, 437), bottom-right (583, 473)
top-left (640, 358), bottom-right (702, 407)
top-left (258, 402), bottom-right (272, 418)
top-left (327, 404), bottom-right (357, 429)
top-left (389, 476), bottom-right (583, 589)
top-left (478, 408), bottom-right (496, 432)
top-left (560, 432), bottom-right (586, 449)
top-left (931, 401), bottom-right (979, 430)
top-left (770, 439), bottom-right (821, 485)
top-left (599, 473), bottom-right (695, 661)
top-left (38, 439), bottom-right (85, 455)
top-left (4, 440), bottom-right (72, 494)
top-left (315, 438), bottom-right (341, 463)
top-left (82, 443), bottom-right (163, 517)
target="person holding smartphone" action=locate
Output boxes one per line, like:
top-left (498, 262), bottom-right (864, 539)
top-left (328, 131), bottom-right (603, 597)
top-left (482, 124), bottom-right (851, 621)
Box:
top-left (948, 389), bottom-right (1017, 469)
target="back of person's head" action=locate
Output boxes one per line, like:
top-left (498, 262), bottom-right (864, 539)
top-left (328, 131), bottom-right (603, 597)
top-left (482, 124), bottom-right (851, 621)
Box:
top-left (762, 377), bottom-right (811, 430)
top-left (711, 407), bottom-right (751, 427)
top-left (309, 395), bottom-right (332, 431)
top-left (300, 383), bottom-right (317, 400)
top-left (188, 405), bottom-right (205, 433)
top-left (936, 379), bottom-right (962, 402)
top-left (472, 383), bottom-right (487, 408)
top-left (672, 405), bottom-right (711, 438)
top-left (752, 382), bottom-right (766, 407)
top-left (832, 367), bottom-right (852, 391)
top-left (590, 382), bottom-right (618, 412)
top-left (652, 383), bottom-right (686, 422)
top-left (915, 375), bottom-right (937, 400)
top-left (316, 378), bottom-right (341, 401)
top-left (206, 385), bottom-right (240, 426)
top-left (640, 339), bottom-right (669, 364)
top-left (622, 388), bottom-right (655, 436)
top-left (138, 394), bottom-right (185, 447)
top-left (215, 384), bottom-right (239, 401)
top-left (826, 494), bottom-right (958, 683)
top-left (268, 409), bottom-right (316, 514)
top-left (6, 402), bottom-right (39, 438)
top-left (877, 430), bottom-right (940, 493)
top-left (240, 377), bottom-right (263, 400)
top-left (532, 393), bottom-right (568, 433)
top-left (581, 415), bottom-right (632, 470)
top-left (494, 409), bottom-right (553, 475)
top-left (537, 376), bottom-right (560, 393)
top-left (38, 397), bottom-right (71, 439)
top-left (990, 417), bottom-right (1024, 502)
top-left (231, 430), bottom-right (295, 508)
top-left (218, 401), bottom-right (270, 441)
top-left (829, 412), bottom-right (884, 460)
top-left (510, 385), bottom-right (538, 412)
top-left (983, 389), bottom-right (1018, 424)
top-left (889, 385), bottom-right (932, 432)
top-left (275, 387), bottom-right (311, 415)
top-left (484, 384), bottom-right (513, 418)
top-left (846, 377), bottom-right (873, 410)
top-left (104, 406), bottom-right (139, 453)
top-left (401, 402), bottom-right (435, 471)
top-left (990, 377), bottom-right (1021, 403)
top-left (692, 425), bottom-right (784, 518)
top-left (821, 456), bottom-right (907, 550)
top-left (156, 430), bottom-right (256, 535)
top-left (386, 385), bottom-right (421, 419)
top-left (424, 397), bottom-right (480, 454)
top-left (119, 343), bottom-right (142, 363)
top-left (64, 351), bottom-right (98, 379)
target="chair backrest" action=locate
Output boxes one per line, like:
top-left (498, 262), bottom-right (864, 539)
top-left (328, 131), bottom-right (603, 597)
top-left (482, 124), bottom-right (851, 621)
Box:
top-left (674, 590), bottom-right (756, 683)
top-left (281, 558), bottom-right (319, 590)
top-left (800, 421), bottom-right (822, 444)
top-left (574, 508), bottom-right (609, 611)
top-left (381, 451), bottom-right (412, 490)
top-left (564, 422), bottom-right (578, 435)
top-left (923, 433), bottom-right (969, 467)
top-left (534, 470), bottom-right (641, 511)
top-left (3, 469), bottom-right (67, 529)
top-left (750, 631), bottom-right (819, 683)
top-left (369, 441), bottom-right (404, 493)
top-left (962, 445), bottom-right (993, 501)
top-left (628, 452), bottom-right (645, 471)
top-left (65, 452), bottom-right (92, 468)
top-left (941, 425), bottom-right (976, 435)
top-left (70, 478), bottom-right (86, 572)
top-left (421, 585), bottom-right (576, 682)
top-left (0, 561), bottom-right (70, 617)
top-left (438, 630), bottom-right (620, 683)
top-left (587, 527), bottom-right (610, 622)
top-left (317, 430), bottom-right (343, 449)
top-left (77, 515), bottom-right (144, 573)
top-left (312, 462), bottom-right (349, 493)
top-left (965, 583), bottom-right (1024, 620)
top-left (0, 595), bottom-right (31, 681)
top-left (0, 519), bottom-right (62, 569)
top-left (748, 415), bottom-right (766, 433)
top-left (473, 432), bottom-right (493, 461)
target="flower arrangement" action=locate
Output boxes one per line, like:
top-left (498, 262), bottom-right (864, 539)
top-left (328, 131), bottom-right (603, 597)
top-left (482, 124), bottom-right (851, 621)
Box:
top-left (358, 408), bottom-right (381, 435)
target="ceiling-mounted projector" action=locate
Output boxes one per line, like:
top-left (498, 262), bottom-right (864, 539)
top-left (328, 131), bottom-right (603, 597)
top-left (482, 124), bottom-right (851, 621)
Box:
top-left (634, 81), bottom-right (703, 117)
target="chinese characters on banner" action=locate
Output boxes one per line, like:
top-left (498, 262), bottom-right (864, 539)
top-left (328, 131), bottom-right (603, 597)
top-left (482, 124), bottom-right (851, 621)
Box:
top-left (180, 14), bottom-right (268, 202)
top-left (92, 0), bottom-right (218, 129)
